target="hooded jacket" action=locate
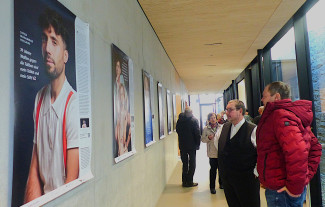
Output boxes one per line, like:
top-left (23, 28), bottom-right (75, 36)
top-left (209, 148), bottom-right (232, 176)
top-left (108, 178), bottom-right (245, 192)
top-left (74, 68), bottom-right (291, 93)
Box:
top-left (176, 112), bottom-right (201, 151)
top-left (256, 99), bottom-right (322, 195)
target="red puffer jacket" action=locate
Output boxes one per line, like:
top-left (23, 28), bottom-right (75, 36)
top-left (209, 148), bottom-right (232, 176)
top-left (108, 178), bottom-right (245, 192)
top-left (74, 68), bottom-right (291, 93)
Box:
top-left (256, 99), bottom-right (322, 195)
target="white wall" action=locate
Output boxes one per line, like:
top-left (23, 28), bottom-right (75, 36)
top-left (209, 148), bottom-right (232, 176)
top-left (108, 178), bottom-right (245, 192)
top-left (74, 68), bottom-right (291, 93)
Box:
top-left (0, 0), bottom-right (187, 206)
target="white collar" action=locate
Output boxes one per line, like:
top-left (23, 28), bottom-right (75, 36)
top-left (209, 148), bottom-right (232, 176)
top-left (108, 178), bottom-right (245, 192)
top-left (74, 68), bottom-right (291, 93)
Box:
top-left (41, 78), bottom-right (70, 117)
top-left (232, 117), bottom-right (245, 128)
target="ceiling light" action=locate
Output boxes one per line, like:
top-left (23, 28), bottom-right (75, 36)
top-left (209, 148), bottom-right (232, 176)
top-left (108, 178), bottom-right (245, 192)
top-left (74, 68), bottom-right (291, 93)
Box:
top-left (204, 43), bottom-right (222, 46)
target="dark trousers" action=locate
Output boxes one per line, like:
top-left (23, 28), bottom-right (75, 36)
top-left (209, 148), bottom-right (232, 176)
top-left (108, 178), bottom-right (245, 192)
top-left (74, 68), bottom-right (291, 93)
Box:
top-left (180, 149), bottom-right (196, 184)
top-left (222, 172), bottom-right (260, 207)
top-left (209, 158), bottom-right (222, 189)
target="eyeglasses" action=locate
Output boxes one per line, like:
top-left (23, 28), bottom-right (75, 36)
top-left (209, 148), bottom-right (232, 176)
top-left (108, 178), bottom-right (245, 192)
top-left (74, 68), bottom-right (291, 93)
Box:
top-left (225, 108), bottom-right (237, 112)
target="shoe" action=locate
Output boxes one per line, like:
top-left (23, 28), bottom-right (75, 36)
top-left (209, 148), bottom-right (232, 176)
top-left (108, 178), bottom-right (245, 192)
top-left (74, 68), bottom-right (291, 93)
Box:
top-left (210, 189), bottom-right (216, 194)
top-left (219, 184), bottom-right (224, 189)
top-left (183, 182), bottom-right (198, 187)
top-left (189, 182), bottom-right (198, 187)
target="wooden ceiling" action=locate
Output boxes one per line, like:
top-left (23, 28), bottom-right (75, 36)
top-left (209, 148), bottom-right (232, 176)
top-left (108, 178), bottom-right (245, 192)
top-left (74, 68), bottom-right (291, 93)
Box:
top-left (138, 0), bottom-right (306, 94)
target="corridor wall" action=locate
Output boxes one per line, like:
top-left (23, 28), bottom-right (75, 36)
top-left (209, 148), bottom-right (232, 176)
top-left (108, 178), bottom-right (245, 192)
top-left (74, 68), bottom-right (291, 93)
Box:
top-left (0, 0), bottom-right (187, 206)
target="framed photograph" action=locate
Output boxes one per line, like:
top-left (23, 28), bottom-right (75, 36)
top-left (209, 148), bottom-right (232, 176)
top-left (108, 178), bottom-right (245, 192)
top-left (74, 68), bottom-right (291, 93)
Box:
top-left (143, 70), bottom-right (155, 146)
top-left (172, 94), bottom-right (177, 131)
top-left (13, 0), bottom-right (93, 205)
top-left (166, 89), bottom-right (172, 134)
top-left (112, 44), bottom-right (136, 163)
top-left (157, 82), bottom-right (165, 139)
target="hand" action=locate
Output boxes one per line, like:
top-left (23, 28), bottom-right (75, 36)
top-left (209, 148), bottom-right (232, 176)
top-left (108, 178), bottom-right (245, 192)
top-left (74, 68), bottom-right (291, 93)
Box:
top-left (277, 186), bottom-right (301, 197)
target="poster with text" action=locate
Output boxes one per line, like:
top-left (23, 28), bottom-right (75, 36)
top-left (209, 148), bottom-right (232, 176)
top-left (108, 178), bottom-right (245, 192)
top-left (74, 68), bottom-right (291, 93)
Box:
top-left (142, 70), bottom-right (155, 147)
top-left (172, 94), bottom-right (177, 131)
top-left (157, 83), bottom-right (165, 139)
top-left (112, 44), bottom-right (136, 163)
top-left (14, 0), bottom-right (93, 206)
top-left (166, 89), bottom-right (172, 134)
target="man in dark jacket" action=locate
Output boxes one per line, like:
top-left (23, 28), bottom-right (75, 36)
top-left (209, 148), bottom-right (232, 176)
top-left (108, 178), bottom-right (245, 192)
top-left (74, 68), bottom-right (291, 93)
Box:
top-left (215, 99), bottom-right (260, 207)
top-left (257, 81), bottom-right (322, 207)
top-left (253, 106), bottom-right (264, 125)
top-left (176, 107), bottom-right (200, 187)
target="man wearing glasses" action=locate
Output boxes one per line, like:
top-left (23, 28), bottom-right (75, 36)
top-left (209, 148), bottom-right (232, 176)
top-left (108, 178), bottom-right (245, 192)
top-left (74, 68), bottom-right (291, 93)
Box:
top-left (214, 99), bottom-right (260, 207)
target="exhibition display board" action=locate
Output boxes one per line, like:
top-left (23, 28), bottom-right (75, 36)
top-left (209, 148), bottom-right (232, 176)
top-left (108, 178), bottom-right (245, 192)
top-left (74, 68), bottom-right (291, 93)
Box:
top-left (14, 0), bottom-right (93, 206)
top-left (112, 44), bottom-right (136, 163)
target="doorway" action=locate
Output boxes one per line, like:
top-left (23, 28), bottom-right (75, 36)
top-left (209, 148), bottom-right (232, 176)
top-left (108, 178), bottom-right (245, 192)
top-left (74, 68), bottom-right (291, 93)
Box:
top-left (199, 104), bottom-right (216, 133)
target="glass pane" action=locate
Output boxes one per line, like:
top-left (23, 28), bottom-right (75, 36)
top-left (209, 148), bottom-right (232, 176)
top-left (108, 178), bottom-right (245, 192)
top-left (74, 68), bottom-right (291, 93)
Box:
top-left (189, 95), bottom-right (200, 125)
top-left (237, 79), bottom-right (247, 108)
top-left (201, 104), bottom-right (215, 128)
top-left (216, 94), bottom-right (224, 114)
top-left (199, 94), bottom-right (216, 104)
top-left (307, 0), bottom-right (325, 203)
top-left (271, 28), bottom-right (300, 101)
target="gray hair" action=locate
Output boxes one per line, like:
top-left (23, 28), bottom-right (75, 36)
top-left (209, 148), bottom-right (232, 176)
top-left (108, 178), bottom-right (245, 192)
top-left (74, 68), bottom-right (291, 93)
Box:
top-left (185, 107), bottom-right (193, 117)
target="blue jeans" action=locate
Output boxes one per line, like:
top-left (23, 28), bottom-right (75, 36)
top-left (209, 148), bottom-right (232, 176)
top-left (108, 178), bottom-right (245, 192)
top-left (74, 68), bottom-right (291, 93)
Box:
top-left (265, 186), bottom-right (307, 207)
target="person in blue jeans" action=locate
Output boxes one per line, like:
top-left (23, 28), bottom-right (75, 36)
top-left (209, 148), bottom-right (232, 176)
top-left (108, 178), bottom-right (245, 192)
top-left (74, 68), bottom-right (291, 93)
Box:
top-left (265, 187), bottom-right (307, 207)
top-left (257, 82), bottom-right (322, 207)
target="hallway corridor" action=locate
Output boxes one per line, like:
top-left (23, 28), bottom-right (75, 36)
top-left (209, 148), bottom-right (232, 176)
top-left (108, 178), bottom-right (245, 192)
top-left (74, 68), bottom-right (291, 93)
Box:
top-left (156, 143), bottom-right (269, 207)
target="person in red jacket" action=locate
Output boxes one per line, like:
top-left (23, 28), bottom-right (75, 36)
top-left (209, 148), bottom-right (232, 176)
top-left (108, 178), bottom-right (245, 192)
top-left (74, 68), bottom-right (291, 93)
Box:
top-left (257, 81), bottom-right (322, 207)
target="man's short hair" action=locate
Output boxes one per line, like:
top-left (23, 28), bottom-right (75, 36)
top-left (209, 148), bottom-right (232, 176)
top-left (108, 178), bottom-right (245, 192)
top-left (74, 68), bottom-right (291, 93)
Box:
top-left (267, 81), bottom-right (291, 99)
top-left (185, 107), bottom-right (192, 117)
top-left (39, 8), bottom-right (70, 51)
top-left (229, 99), bottom-right (246, 115)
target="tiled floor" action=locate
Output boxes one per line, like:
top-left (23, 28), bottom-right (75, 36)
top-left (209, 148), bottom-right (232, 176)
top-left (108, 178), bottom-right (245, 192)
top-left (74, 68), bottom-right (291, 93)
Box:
top-left (156, 143), bottom-right (308, 207)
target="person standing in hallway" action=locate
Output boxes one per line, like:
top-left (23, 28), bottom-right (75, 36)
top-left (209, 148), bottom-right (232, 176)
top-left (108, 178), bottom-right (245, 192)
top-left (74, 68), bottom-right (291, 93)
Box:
top-left (201, 112), bottom-right (223, 194)
top-left (176, 107), bottom-right (201, 187)
top-left (244, 109), bottom-right (254, 123)
top-left (253, 106), bottom-right (264, 125)
top-left (215, 99), bottom-right (260, 207)
top-left (257, 81), bottom-right (322, 207)
top-left (218, 111), bottom-right (227, 124)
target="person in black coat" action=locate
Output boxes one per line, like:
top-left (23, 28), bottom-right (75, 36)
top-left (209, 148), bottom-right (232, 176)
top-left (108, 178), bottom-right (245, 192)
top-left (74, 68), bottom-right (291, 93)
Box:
top-left (176, 107), bottom-right (201, 187)
top-left (253, 106), bottom-right (264, 125)
top-left (216, 100), bottom-right (260, 207)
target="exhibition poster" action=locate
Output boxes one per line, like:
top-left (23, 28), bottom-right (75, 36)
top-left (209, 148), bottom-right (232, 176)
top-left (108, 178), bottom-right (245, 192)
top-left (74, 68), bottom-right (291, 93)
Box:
top-left (157, 82), bottom-right (165, 139)
top-left (143, 70), bottom-right (155, 147)
top-left (166, 89), bottom-right (172, 134)
top-left (14, 0), bottom-right (93, 206)
top-left (112, 44), bottom-right (136, 163)
top-left (172, 94), bottom-right (177, 131)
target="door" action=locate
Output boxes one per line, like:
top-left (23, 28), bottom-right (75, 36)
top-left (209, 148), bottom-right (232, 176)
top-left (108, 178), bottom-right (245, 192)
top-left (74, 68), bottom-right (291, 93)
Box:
top-left (199, 104), bottom-right (215, 133)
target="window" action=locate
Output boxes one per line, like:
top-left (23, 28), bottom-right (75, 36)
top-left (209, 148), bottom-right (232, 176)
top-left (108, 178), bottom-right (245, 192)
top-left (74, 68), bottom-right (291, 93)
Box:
top-left (199, 94), bottom-right (216, 104)
top-left (271, 27), bottom-right (300, 101)
top-left (237, 79), bottom-right (247, 109)
top-left (189, 94), bottom-right (200, 122)
top-left (307, 0), bottom-right (325, 203)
